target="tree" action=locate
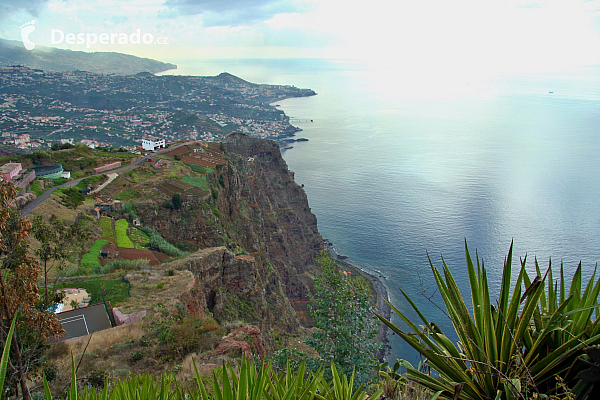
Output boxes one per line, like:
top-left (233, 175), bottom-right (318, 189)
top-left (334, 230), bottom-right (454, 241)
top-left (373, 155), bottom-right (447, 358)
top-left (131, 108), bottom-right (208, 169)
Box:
top-left (172, 193), bottom-right (182, 210)
top-left (32, 214), bottom-right (91, 308)
top-left (306, 251), bottom-right (381, 386)
top-left (0, 181), bottom-right (64, 399)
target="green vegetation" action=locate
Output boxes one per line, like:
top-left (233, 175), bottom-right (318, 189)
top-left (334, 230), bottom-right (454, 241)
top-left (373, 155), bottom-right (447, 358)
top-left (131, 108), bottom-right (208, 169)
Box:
top-left (59, 277), bottom-right (129, 305)
top-left (93, 258), bottom-right (148, 275)
top-left (95, 151), bottom-right (138, 159)
top-left (5, 351), bottom-right (382, 400)
top-left (75, 175), bottom-right (105, 190)
top-left (30, 180), bottom-right (43, 197)
top-left (80, 239), bottom-right (109, 268)
top-left (99, 217), bottom-right (114, 241)
top-left (185, 163), bottom-right (214, 174)
top-left (115, 219), bottom-right (134, 248)
top-left (220, 291), bottom-right (258, 323)
top-left (51, 178), bottom-right (68, 186)
top-left (376, 241), bottom-right (600, 400)
top-left (140, 226), bottom-right (187, 257)
top-left (115, 189), bottom-right (139, 201)
top-left (181, 175), bottom-right (209, 190)
top-left (60, 188), bottom-right (85, 209)
top-left (307, 251), bottom-right (381, 386)
top-left (130, 227), bottom-right (151, 248)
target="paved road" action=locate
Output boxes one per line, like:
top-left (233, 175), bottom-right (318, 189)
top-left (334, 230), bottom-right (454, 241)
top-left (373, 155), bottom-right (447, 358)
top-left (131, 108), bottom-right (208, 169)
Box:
top-left (20, 141), bottom-right (194, 217)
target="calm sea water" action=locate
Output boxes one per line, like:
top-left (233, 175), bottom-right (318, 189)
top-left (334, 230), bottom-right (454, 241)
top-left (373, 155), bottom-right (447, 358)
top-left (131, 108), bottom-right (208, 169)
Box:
top-left (166, 59), bottom-right (600, 363)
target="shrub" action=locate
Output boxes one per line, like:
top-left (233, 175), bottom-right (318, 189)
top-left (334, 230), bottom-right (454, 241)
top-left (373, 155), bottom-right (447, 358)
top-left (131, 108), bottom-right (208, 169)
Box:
top-left (376, 241), bottom-right (600, 400)
top-left (166, 316), bottom-right (221, 358)
top-left (61, 187), bottom-right (85, 209)
top-left (140, 226), bottom-right (186, 257)
top-left (105, 259), bottom-right (148, 271)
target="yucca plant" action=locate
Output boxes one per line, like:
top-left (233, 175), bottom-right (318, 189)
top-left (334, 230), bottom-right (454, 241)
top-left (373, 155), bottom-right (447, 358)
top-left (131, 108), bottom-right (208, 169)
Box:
top-left (266, 360), bottom-right (323, 400)
top-left (375, 241), bottom-right (600, 400)
top-left (315, 363), bottom-right (382, 400)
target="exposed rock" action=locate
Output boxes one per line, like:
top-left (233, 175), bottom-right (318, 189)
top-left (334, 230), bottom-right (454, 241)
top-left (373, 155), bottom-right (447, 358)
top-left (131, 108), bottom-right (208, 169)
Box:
top-left (212, 325), bottom-right (264, 359)
top-left (14, 192), bottom-right (36, 208)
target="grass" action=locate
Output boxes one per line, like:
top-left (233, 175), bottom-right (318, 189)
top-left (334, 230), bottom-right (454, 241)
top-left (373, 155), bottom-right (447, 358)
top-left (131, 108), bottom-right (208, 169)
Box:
top-left (99, 217), bottom-right (114, 241)
top-left (81, 239), bottom-right (109, 268)
top-left (185, 164), bottom-right (214, 174)
top-left (52, 177), bottom-right (69, 186)
top-left (115, 219), bottom-right (135, 249)
top-left (94, 151), bottom-right (138, 159)
top-left (59, 277), bottom-right (130, 305)
top-left (115, 189), bottom-right (139, 201)
top-left (30, 180), bottom-right (43, 197)
top-left (75, 175), bottom-right (106, 191)
top-left (181, 175), bottom-right (209, 191)
top-left (130, 228), bottom-right (151, 249)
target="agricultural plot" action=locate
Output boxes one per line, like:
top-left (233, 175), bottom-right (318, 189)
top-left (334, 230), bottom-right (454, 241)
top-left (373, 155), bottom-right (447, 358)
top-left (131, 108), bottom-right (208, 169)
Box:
top-left (181, 175), bottom-right (209, 191)
top-left (115, 219), bottom-right (135, 249)
top-left (99, 216), bottom-right (114, 241)
top-left (81, 239), bottom-right (109, 268)
top-left (130, 228), bottom-right (151, 249)
top-left (156, 180), bottom-right (193, 197)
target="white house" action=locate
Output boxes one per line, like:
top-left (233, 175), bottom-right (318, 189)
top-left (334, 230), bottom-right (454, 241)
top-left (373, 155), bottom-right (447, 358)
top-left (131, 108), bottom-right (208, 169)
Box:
top-left (141, 137), bottom-right (166, 151)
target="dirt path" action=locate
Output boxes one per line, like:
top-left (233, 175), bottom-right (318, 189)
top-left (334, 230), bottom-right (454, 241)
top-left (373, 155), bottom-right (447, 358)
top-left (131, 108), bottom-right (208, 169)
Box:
top-left (91, 172), bottom-right (118, 194)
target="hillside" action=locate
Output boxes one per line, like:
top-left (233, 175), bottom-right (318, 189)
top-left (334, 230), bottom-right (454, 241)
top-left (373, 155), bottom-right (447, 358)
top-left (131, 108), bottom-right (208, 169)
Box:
top-left (0, 39), bottom-right (176, 75)
top-left (22, 136), bottom-right (326, 390)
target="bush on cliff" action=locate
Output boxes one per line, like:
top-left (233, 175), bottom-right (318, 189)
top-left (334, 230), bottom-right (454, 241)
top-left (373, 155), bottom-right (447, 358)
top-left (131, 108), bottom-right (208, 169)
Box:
top-left (140, 226), bottom-right (187, 257)
top-left (307, 251), bottom-right (381, 387)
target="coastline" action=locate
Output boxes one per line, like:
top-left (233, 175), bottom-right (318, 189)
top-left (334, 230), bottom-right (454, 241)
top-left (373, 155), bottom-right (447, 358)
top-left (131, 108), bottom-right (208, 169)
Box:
top-left (326, 246), bottom-right (392, 362)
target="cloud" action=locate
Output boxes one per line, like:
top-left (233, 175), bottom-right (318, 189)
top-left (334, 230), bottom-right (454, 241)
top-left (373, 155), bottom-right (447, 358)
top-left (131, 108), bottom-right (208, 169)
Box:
top-left (0, 0), bottom-right (50, 18)
top-left (163, 0), bottom-right (308, 26)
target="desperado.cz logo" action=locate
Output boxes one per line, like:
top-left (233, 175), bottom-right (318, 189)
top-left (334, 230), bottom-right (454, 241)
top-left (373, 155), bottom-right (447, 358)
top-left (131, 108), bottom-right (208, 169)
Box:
top-left (20, 21), bottom-right (168, 50)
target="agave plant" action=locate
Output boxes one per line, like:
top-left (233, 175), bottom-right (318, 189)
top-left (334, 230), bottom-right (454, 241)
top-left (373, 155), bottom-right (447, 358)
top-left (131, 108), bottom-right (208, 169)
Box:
top-left (375, 241), bottom-right (600, 400)
top-left (315, 363), bottom-right (382, 400)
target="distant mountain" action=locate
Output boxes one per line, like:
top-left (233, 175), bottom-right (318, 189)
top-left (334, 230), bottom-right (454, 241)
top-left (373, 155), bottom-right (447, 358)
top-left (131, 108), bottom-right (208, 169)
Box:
top-left (0, 39), bottom-right (176, 75)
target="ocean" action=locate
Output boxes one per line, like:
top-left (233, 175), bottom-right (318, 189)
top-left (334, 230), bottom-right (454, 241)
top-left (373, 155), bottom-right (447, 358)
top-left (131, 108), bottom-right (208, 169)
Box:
top-left (165, 58), bottom-right (600, 363)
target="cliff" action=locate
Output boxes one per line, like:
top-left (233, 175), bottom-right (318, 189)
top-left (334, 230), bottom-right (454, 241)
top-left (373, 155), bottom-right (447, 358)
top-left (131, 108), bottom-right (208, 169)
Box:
top-left (136, 133), bottom-right (323, 339)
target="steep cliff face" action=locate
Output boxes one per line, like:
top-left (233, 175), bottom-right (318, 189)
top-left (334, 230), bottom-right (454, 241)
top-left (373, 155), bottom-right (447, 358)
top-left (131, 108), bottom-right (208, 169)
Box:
top-left (173, 247), bottom-right (298, 335)
top-left (136, 133), bottom-right (323, 335)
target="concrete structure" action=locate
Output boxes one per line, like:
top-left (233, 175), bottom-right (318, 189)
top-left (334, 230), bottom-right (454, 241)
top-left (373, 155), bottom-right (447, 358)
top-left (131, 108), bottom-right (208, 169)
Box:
top-left (32, 163), bottom-right (64, 180)
top-left (141, 137), bottom-right (165, 151)
top-left (1, 163), bottom-right (22, 181)
top-left (94, 161), bottom-right (121, 174)
top-left (57, 303), bottom-right (113, 340)
top-left (61, 171), bottom-right (71, 179)
top-left (16, 170), bottom-right (35, 189)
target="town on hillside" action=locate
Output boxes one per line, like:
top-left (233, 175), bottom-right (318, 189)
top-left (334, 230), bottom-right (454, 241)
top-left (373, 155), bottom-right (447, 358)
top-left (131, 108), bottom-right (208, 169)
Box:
top-left (0, 66), bottom-right (315, 153)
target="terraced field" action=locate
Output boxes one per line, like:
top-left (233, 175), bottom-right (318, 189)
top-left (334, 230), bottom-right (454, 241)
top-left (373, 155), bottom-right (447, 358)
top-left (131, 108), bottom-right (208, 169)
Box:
top-left (99, 216), bottom-right (114, 241)
top-left (115, 219), bottom-right (135, 249)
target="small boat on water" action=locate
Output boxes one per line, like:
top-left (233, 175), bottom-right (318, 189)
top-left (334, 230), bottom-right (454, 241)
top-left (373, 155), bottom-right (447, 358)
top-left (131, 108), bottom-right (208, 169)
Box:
top-left (337, 255), bottom-right (348, 260)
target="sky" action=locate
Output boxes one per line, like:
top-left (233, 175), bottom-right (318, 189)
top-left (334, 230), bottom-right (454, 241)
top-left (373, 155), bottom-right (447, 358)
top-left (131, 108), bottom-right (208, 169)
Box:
top-left (2, 0), bottom-right (600, 79)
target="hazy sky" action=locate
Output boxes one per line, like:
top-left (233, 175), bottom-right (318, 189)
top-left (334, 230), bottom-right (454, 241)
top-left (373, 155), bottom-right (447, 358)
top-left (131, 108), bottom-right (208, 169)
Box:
top-left (2, 0), bottom-right (600, 77)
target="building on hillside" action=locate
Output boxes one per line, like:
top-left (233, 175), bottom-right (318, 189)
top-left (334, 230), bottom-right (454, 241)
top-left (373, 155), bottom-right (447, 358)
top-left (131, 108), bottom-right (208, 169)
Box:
top-left (32, 163), bottom-right (64, 180)
top-left (1, 163), bottom-right (22, 181)
top-left (141, 136), bottom-right (166, 151)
